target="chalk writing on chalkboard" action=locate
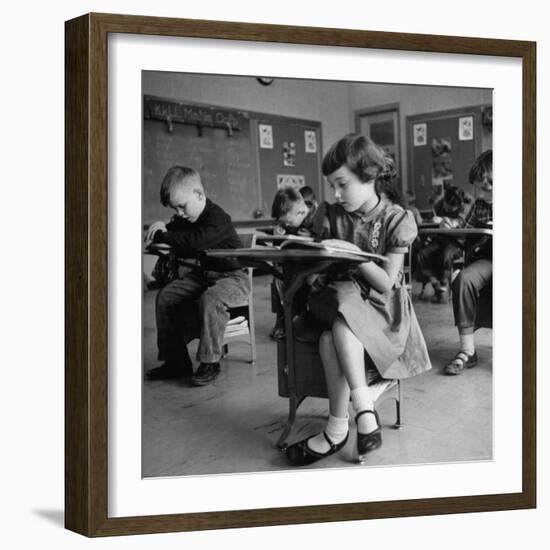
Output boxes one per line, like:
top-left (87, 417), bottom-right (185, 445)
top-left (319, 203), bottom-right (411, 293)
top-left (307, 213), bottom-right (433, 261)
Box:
top-left (143, 97), bottom-right (259, 223)
top-left (144, 96), bottom-right (243, 134)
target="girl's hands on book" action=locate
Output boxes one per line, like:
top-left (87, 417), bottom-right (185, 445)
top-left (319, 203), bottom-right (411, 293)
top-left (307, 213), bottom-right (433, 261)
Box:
top-left (321, 239), bottom-right (362, 252)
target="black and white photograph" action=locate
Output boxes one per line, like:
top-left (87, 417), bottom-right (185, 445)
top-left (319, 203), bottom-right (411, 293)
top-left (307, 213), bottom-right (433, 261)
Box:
top-left (141, 71), bottom-right (493, 478)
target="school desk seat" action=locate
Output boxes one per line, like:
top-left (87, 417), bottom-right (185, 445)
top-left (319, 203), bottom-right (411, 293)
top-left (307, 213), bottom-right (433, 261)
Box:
top-left (144, 233), bottom-right (257, 365)
top-left (221, 231), bottom-right (257, 364)
top-left (276, 318), bottom-right (403, 442)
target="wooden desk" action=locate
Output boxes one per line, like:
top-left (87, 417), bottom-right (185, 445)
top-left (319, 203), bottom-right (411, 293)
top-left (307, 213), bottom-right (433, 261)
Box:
top-left (207, 247), bottom-right (376, 449)
top-left (418, 227), bottom-right (493, 237)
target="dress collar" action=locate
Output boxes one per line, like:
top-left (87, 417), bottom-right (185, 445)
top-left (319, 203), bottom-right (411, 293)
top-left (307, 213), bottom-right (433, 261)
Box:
top-left (350, 197), bottom-right (385, 223)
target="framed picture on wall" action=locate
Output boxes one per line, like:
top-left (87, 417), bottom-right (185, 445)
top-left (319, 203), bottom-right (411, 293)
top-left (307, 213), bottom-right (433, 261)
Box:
top-left (65, 13), bottom-right (536, 537)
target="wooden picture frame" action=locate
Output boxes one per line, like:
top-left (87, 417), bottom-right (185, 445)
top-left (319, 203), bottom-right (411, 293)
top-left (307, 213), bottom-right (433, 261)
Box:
top-left (65, 12), bottom-right (536, 537)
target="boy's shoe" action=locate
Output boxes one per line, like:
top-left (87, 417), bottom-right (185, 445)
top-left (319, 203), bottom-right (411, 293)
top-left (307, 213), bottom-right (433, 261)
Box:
top-left (270, 325), bottom-right (286, 340)
top-left (269, 317), bottom-right (285, 340)
top-left (146, 362), bottom-right (192, 381)
top-left (190, 362), bottom-right (221, 386)
top-left (444, 351), bottom-right (478, 375)
top-left (431, 286), bottom-right (447, 303)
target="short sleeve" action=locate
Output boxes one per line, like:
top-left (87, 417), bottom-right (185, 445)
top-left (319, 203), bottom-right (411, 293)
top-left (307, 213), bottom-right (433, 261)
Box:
top-left (386, 208), bottom-right (418, 253)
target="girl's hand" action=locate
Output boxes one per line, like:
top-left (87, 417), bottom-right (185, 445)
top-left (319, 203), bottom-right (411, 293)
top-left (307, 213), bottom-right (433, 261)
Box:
top-left (440, 216), bottom-right (454, 229)
top-left (144, 221), bottom-right (166, 244)
top-left (306, 273), bottom-right (319, 286)
top-left (321, 239), bottom-right (361, 252)
top-left (273, 224), bottom-right (287, 236)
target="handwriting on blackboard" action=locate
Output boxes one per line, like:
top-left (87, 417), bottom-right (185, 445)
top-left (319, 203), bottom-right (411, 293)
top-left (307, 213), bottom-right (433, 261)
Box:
top-left (144, 96), bottom-right (244, 132)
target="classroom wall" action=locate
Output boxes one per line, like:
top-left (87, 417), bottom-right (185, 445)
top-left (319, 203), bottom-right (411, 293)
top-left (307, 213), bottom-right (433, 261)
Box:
top-left (349, 83), bottom-right (493, 193)
top-left (143, 73), bottom-right (492, 204)
top-left (142, 72), bottom-right (354, 201)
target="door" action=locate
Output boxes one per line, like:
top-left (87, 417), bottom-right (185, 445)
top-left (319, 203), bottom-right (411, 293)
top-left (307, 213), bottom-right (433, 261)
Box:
top-left (356, 105), bottom-right (401, 188)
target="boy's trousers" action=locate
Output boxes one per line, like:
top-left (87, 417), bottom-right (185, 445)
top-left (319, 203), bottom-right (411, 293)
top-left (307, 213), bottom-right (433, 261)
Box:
top-left (155, 268), bottom-right (250, 365)
top-left (452, 258), bottom-right (492, 329)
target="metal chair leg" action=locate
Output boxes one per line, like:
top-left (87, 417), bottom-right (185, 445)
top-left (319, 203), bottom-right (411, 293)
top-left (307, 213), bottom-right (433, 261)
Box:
top-left (276, 396), bottom-right (306, 451)
top-left (392, 380), bottom-right (404, 429)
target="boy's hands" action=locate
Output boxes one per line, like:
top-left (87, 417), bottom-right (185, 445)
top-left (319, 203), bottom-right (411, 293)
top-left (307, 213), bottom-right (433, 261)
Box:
top-left (144, 221), bottom-right (167, 245)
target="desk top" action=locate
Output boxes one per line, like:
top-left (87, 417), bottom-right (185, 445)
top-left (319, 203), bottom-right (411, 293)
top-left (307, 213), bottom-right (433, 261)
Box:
top-left (206, 247), bottom-right (373, 264)
top-left (255, 233), bottom-right (314, 244)
top-left (418, 227), bottom-right (493, 237)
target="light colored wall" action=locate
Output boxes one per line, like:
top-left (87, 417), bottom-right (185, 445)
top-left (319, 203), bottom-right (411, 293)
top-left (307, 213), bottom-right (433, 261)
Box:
top-left (349, 83), bottom-right (493, 193)
top-left (142, 72), bottom-right (353, 200)
top-left (143, 73), bottom-right (492, 202)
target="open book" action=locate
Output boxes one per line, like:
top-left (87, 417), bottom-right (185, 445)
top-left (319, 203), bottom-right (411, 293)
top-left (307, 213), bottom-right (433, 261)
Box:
top-left (256, 232), bottom-right (314, 243)
top-left (279, 239), bottom-right (388, 262)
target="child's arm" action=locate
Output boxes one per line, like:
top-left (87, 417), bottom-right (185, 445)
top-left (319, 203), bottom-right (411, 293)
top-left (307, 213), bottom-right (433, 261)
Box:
top-left (144, 221), bottom-right (167, 245)
top-left (357, 252), bottom-right (404, 294)
top-left (321, 238), bottom-right (362, 252)
top-left (155, 216), bottom-right (233, 253)
top-left (273, 224), bottom-right (287, 236)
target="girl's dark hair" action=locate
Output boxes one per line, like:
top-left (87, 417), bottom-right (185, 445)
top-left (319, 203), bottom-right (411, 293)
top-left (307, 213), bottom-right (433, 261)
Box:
top-left (322, 133), bottom-right (396, 185)
top-left (271, 187), bottom-right (304, 219)
top-left (299, 185), bottom-right (316, 203)
top-left (376, 178), bottom-right (402, 206)
top-left (160, 166), bottom-right (201, 207)
top-left (468, 150), bottom-right (492, 185)
top-left (443, 185), bottom-right (466, 210)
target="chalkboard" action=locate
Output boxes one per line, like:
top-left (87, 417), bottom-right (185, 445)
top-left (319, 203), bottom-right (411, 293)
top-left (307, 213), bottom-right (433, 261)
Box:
top-left (143, 96), bottom-right (259, 223)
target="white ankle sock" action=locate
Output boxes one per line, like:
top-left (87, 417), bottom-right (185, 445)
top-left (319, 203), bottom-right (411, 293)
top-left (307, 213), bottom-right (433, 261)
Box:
top-left (351, 386), bottom-right (378, 434)
top-left (459, 333), bottom-right (475, 356)
top-left (307, 414), bottom-right (349, 454)
top-left (368, 380), bottom-right (394, 402)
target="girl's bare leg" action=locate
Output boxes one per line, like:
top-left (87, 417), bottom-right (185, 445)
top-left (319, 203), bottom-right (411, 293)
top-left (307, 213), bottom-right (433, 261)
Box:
top-left (332, 315), bottom-right (378, 434)
top-left (304, 330), bottom-right (350, 454)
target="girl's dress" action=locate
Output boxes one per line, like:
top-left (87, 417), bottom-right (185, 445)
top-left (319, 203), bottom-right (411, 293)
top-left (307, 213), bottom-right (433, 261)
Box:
top-left (307, 199), bottom-right (432, 380)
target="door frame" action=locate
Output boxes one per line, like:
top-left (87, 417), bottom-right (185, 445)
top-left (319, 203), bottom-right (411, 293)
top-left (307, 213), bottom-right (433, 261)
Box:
top-left (354, 102), bottom-right (401, 187)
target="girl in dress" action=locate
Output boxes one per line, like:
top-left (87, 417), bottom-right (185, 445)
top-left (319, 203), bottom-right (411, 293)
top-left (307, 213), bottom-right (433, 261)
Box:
top-left (286, 134), bottom-right (432, 465)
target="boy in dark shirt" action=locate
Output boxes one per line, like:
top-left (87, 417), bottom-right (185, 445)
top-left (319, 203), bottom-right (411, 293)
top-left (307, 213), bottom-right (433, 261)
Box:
top-left (144, 166), bottom-right (250, 386)
top-left (269, 187), bottom-right (329, 339)
top-left (271, 187), bottom-right (328, 239)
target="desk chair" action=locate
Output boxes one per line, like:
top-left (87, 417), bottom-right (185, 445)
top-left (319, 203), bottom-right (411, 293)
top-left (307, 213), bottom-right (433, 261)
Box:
top-left (222, 231), bottom-right (257, 364)
top-left (144, 233), bottom-right (257, 365)
top-left (404, 245), bottom-right (413, 294)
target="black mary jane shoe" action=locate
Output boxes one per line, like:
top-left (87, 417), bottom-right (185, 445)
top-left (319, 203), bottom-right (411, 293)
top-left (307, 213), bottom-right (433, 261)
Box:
top-left (353, 410), bottom-right (382, 464)
top-left (285, 431), bottom-right (349, 466)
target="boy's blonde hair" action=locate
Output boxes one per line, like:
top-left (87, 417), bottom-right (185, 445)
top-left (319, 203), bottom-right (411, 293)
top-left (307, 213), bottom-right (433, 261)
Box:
top-left (160, 166), bottom-right (203, 206)
top-left (271, 187), bottom-right (305, 220)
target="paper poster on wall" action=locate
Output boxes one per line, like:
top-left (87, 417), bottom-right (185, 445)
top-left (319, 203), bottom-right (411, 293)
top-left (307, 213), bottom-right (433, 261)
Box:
top-left (458, 116), bottom-right (474, 141)
top-left (277, 174), bottom-right (305, 189)
top-left (431, 137), bottom-right (453, 186)
top-left (283, 140), bottom-right (297, 166)
top-left (304, 130), bottom-right (317, 153)
top-left (413, 123), bottom-right (427, 146)
top-left (259, 124), bottom-right (273, 148)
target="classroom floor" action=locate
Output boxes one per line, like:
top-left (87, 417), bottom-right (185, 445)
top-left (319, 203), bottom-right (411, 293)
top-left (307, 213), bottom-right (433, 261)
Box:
top-left (142, 275), bottom-right (492, 478)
